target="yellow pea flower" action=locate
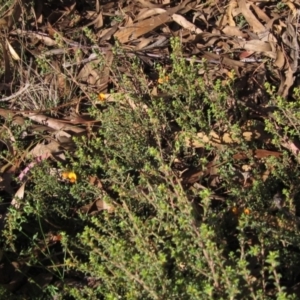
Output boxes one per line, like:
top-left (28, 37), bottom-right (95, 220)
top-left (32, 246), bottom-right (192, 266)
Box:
top-left (98, 93), bottom-right (106, 101)
top-left (243, 208), bottom-right (250, 215)
top-left (61, 171), bottom-right (77, 183)
top-left (158, 76), bottom-right (169, 84)
top-left (67, 172), bottom-right (77, 183)
top-left (231, 207), bottom-right (250, 215)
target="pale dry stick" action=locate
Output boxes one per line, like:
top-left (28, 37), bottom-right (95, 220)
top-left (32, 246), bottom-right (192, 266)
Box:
top-left (62, 53), bottom-right (98, 68)
top-left (141, 52), bottom-right (261, 65)
top-left (39, 48), bottom-right (70, 57)
top-left (0, 56), bottom-right (33, 102)
top-left (0, 83), bottom-right (30, 102)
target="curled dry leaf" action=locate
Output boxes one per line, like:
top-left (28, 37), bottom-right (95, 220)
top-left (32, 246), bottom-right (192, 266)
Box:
top-left (227, 0), bottom-right (237, 27)
top-left (202, 51), bottom-right (245, 67)
top-left (239, 50), bottom-right (254, 59)
top-left (135, 8), bottom-right (166, 21)
top-left (172, 14), bottom-right (202, 34)
top-left (281, 139), bottom-right (300, 162)
top-left (222, 26), bottom-right (247, 37)
top-left (278, 67), bottom-right (295, 98)
top-left (77, 62), bottom-right (101, 85)
top-left (13, 29), bottom-right (57, 46)
top-left (135, 0), bottom-right (165, 8)
top-left (79, 199), bottom-right (115, 215)
top-left (274, 47), bottom-right (285, 69)
top-left (22, 113), bottom-right (86, 135)
top-left (250, 3), bottom-right (270, 23)
top-left (238, 0), bottom-right (265, 33)
top-left (6, 39), bottom-right (20, 61)
top-left (29, 141), bottom-right (65, 160)
top-left (282, 16), bottom-right (298, 73)
top-left (232, 39), bottom-right (276, 59)
top-left (101, 93), bottom-right (149, 111)
top-left (114, 1), bottom-right (189, 43)
top-left (141, 35), bottom-right (168, 50)
top-left (134, 37), bottom-right (155, 50)
top-left (283, 0), bottom-right (298, 16)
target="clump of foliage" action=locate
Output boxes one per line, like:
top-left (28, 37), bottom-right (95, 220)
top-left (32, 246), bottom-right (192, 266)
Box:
top-left (2, 37), bottom-right (300, 300)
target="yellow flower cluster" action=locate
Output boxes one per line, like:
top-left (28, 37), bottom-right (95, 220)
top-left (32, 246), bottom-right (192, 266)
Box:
top-left (62, 171), bottom-right (77, 183)
top-left (158, 76), bottom-right (169, 84)
top-left (232, 207), bottom-right (250, 215)
top-left (98, 93), bottom-right (106, 101)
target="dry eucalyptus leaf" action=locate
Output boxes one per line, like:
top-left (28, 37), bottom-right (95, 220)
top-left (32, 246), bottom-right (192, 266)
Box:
top-left (135, 8), bottom-right (166, 21)
top-left (13, 29), bottom-right (57, 46)
top-left (29, 141), bottom-right (64, 159)
top-left (114, 2), bottom-right (187, 43)
top-left (274, 48), bottom-right (285, 69)
top-left (250, 3), bottom-right (270, 23)
top-left (80, 199), bottom-right (115, 214)
top-left (284, 0), bottom-right (298, 16)
top-left (94, 11), bottom-right (104, 29)
top-left (22, 113), bottom-right (86, 134)
top-left (172, 14), bottom-right (202, 34)
top-left (95, 200), bottom-right (115, 213)
top-left (202, 51), bottom-right (245, 67)
top-left (278, 67), bottom-right (295, 98)
top-left (222, 26), bottom-right (247, 37)
top-left (134, 0), bottom-right (164, 8)
top-left (134, 37), bottom-right (154, 50)
top-left (235, 39), bottom-right (272, 52)
top-left (227, 0), bottom-right (237, 26)
top-left (78, 63), bottom-right (101, 85)
top-left (6, 39), bottom-right (20, 61)
top-left (238, 0), bottom-right (265, 33)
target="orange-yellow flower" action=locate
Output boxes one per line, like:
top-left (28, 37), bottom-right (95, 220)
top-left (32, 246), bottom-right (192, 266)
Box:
top-left (67, 172), bottom-right (77, 183)
top-left (61, 171), bottom-right (77, 183)
top-left (232, 206), bottom-right (250, 215)
top-left (158, 76), bottom-right (169, 84)
top-left (243, 208), bottom-right (250, 215)
top-left (98, 93), bottom-right (106, 101)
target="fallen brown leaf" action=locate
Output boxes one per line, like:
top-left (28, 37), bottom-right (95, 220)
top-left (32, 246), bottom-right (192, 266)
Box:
top-left (114, 1), bottom-right (190, 43)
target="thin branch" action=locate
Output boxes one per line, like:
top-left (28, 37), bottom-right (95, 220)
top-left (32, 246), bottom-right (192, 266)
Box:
top-left (0, 83), bottom-right (30, 102)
